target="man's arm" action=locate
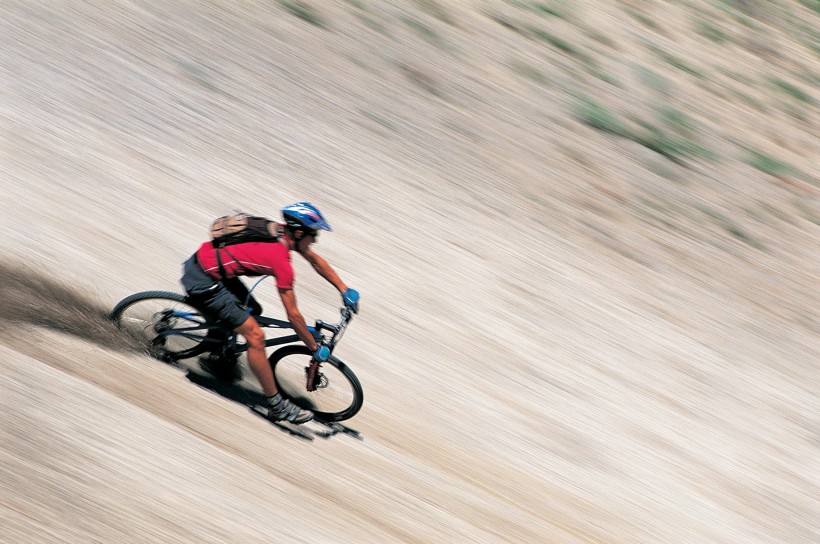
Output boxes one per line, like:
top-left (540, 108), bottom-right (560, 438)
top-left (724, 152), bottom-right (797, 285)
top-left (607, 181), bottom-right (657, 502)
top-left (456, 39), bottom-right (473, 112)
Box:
top-left (278, 288), bottom-right (320, 352)
top-left (300, 248), bottom-right (347, 293)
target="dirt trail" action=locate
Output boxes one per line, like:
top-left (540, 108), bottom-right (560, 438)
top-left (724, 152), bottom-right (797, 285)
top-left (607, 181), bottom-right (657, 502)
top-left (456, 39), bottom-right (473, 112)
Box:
top-left (2, 1), bottom-right (818, 543)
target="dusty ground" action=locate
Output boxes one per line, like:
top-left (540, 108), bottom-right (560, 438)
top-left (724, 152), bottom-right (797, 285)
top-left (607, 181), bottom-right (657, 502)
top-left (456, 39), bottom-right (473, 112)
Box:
top-left (1, 1), bottom-right (818, 542)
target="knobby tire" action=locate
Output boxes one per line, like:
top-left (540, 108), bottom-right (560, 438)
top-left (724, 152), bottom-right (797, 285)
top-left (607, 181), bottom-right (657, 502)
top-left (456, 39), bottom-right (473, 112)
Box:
top-left (268, 345), bottom-right (363, 422)
top-left (111, 291), bottom-right (216, 360)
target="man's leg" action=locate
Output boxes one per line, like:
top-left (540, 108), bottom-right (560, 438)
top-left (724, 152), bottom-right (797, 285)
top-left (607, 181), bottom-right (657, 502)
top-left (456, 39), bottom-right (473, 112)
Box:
top-left (234, 316), bottom-right (277, 396)
top-left (235, 315), bottom-right (313, 424)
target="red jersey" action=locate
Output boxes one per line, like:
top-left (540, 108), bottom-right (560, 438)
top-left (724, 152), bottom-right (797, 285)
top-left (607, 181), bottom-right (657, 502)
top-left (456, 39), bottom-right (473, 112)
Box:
top-left (196, 241), bottom-right (294, 289)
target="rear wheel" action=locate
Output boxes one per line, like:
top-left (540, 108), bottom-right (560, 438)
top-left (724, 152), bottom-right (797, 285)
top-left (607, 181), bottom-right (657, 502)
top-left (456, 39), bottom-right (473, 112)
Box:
top-left (111, 291), bottom-right (218, 360)
top-left (268, 345), bottom-right (363, 422)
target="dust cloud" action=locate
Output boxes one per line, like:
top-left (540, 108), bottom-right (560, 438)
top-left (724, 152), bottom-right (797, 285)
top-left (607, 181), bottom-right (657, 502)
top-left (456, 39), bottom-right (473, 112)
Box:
top-left (0, 263), bottom-right (140, 351)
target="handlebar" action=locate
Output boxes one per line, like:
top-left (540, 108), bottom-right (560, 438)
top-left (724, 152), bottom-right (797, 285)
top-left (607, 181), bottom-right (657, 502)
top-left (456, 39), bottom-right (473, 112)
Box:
top-left (314, 307), bottom-right (353, 352)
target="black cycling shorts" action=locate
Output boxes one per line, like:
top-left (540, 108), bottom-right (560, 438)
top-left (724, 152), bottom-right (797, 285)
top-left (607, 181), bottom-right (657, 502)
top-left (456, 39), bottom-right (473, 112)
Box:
top-left (180, 254), bottom-right (252, 330)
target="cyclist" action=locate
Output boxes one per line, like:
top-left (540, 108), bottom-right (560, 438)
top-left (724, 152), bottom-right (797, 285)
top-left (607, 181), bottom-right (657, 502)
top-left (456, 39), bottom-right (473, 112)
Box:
top-left (180, 202), bottom-right (360, 424)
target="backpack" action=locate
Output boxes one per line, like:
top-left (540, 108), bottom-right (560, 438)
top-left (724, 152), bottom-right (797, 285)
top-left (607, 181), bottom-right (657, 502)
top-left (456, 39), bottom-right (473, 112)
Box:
top-left (210, 213), bottom-right (281, 248)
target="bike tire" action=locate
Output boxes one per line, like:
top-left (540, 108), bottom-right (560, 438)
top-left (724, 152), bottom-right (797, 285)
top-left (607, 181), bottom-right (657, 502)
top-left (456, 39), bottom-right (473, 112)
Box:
top-left (111, 291), bottom-right (217, 361)
top-left (268, 345), bottom-right (363, 422)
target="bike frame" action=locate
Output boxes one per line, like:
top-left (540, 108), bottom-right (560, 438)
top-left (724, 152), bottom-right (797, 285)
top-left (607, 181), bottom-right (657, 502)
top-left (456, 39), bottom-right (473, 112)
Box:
top-left (154, 277), bottom-right (351, 361)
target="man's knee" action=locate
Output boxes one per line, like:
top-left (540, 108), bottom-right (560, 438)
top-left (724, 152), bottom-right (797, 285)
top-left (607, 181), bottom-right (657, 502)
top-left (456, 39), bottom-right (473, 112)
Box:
top-left (237, 319), bottom-right (265, 347)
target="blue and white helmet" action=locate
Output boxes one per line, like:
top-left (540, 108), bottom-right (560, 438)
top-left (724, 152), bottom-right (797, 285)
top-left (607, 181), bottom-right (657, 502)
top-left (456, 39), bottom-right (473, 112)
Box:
top-left (281, 202), bottom-right (332, 232)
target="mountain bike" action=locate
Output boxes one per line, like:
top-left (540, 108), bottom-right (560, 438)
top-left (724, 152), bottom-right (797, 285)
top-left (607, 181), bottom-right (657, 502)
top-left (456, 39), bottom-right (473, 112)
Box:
top-left (110, 283), bottom-right (363, 422)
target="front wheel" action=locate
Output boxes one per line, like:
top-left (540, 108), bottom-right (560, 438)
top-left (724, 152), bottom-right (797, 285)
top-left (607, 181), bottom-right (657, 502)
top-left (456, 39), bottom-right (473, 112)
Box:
top-left (268, 345), bottom-right (363, 422)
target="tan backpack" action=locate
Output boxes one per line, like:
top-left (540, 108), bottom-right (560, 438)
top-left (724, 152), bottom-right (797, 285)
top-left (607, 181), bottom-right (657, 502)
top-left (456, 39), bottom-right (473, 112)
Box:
top-left (210, 213), bottom-right (281, 248)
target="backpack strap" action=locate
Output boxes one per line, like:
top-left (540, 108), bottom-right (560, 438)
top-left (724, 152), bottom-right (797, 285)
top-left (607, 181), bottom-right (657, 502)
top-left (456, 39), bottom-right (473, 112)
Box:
top-left (214, 245), bottom-right (248, 280)
top-left (215, 247), bottom-right (226, 280)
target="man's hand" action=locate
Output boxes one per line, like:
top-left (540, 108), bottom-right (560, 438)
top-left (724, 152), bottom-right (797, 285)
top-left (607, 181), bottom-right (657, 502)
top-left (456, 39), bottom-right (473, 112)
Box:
top-left (307, 346), bottom-right (329, 392)
top-left (313, 345), bottom-right (330, 362)
top-left (342, 288), bottom-right (360, 314)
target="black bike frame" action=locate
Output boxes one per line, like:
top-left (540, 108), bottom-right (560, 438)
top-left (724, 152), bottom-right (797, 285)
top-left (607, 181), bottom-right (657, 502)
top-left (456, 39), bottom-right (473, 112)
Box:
top-left (155, 304), bottom-right (350, 361)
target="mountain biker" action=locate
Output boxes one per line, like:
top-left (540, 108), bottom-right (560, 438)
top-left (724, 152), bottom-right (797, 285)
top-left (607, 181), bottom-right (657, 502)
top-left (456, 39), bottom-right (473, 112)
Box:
top-left (180, 202), bottom-right (360, 424)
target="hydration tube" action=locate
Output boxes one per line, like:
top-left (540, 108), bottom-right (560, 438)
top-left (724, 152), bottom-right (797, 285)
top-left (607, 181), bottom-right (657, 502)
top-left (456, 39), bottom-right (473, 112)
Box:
top-left (244, 276), bottom-right (270, 309)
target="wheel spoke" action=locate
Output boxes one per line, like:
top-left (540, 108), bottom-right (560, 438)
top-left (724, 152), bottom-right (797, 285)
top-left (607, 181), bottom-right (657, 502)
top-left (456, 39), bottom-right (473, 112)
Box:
top-left (112, 293), bottom-right (214, 359)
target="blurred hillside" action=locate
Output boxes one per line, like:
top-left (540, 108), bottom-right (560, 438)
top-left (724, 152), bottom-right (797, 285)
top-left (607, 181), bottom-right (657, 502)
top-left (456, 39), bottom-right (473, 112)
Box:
top-left (2, 1), bottom-right (818, 543)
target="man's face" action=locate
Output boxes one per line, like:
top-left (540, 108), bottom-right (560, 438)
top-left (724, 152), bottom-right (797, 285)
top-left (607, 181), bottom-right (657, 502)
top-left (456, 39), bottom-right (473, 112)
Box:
top-left (296, 229), bottom-right (317, 252)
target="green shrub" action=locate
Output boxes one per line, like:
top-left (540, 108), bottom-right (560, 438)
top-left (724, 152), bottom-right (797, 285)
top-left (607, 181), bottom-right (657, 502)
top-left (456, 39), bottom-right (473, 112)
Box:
top-left (798, 0), bottom-right (820, 13)
top-left (280, 1), bottom-right (326, 27)
top-left (770, 78), bottom-right (815, 104)
top-left (528, 27), bottom-right (587, 59)
top-left (695, 20), bottom-right (729, 42)
top-left (747, 151), bottom-right (793, 176)
top-left (575, 96), bottom-right (717, 164)
top-left (574, 96), bottom-right (629, 135)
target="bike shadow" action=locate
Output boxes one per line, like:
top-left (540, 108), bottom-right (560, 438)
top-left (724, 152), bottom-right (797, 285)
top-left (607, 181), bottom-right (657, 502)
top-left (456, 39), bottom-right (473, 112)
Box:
top-left (184, 368), bottom-right (265, 406)
top-left (184, 368), bottom-right (362, 441)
